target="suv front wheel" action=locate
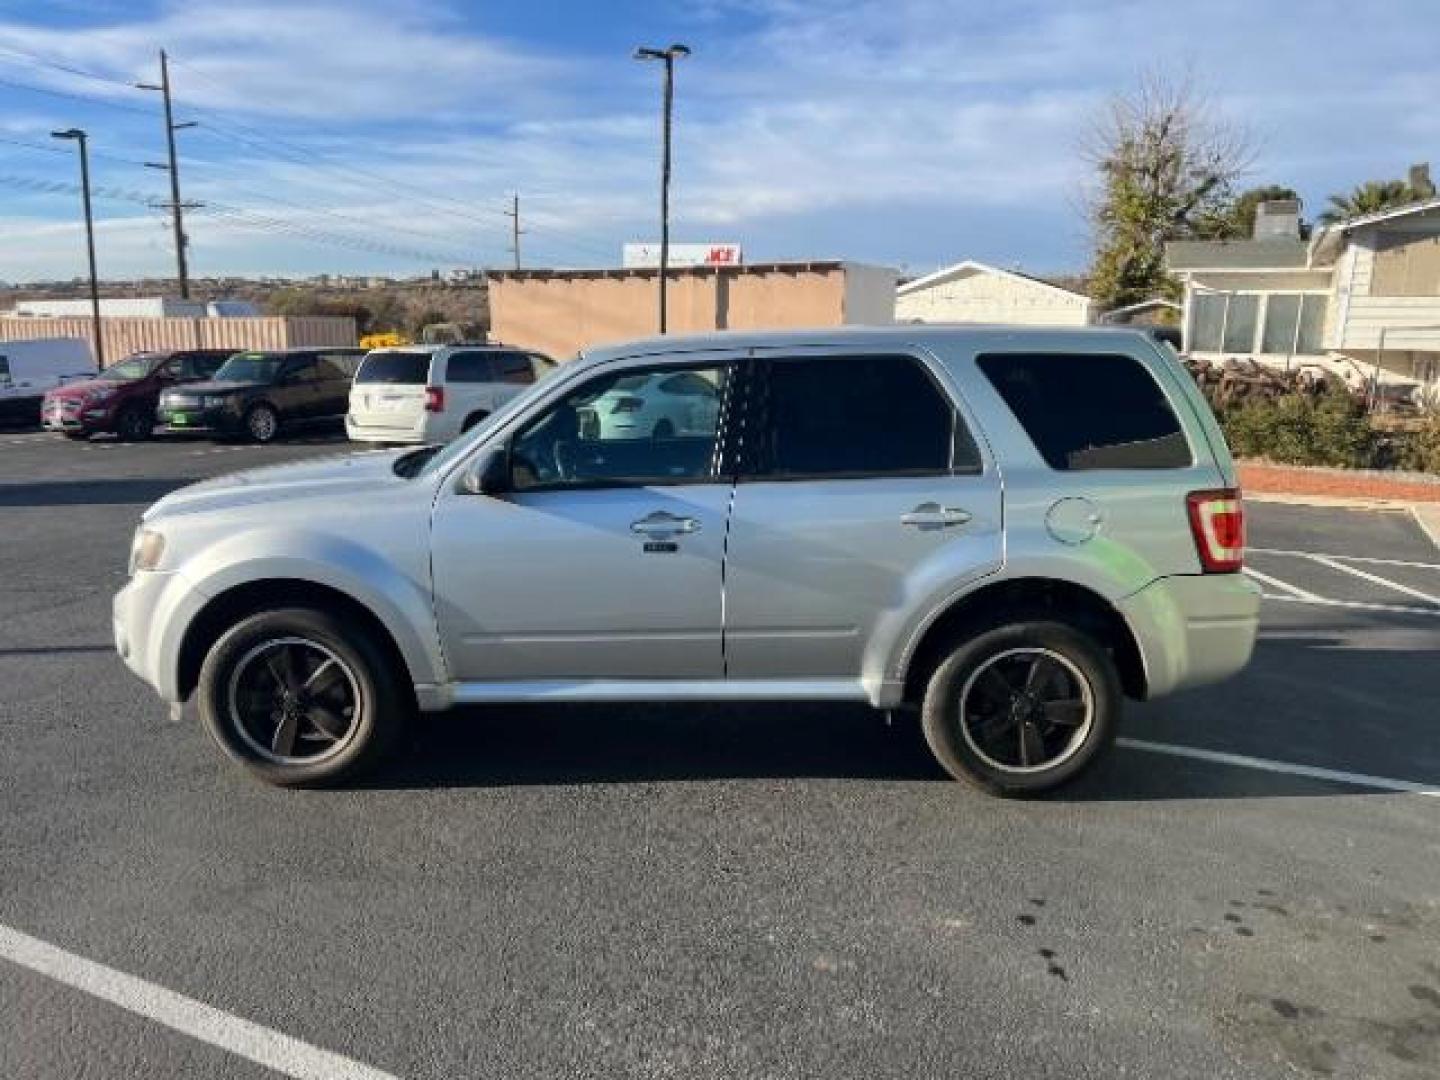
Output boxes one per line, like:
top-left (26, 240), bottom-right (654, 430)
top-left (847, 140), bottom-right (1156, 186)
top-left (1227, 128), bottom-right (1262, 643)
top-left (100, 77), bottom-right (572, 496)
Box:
top-left (921, 619), bottom-right (1119, 796)
top-left (196, 607), bottom-right (405, 786)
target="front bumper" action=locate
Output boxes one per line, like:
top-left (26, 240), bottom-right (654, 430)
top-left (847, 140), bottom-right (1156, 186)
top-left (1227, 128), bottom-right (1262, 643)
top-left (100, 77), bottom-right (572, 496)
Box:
top-left (156, 404), bottom-right (240, 435)
top-left (1116, 572), bottom-right (1262, 700)
top-left (42, 400), bottom-right (110, 433)
top-left (114, 570), bottom-right (209, 703)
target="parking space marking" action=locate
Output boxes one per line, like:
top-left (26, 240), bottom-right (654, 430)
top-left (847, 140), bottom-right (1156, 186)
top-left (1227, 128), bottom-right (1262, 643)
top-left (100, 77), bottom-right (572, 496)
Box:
top-left (1307, 553), bottom-right (1440, 605)
top-left (1242, 566), bottom-right (1323, 601)
top-left (0, 923), bottom-right (400, 1080)
top-left (1260, 593), bottom-right (1440, 618)
top-left (1117, 738), bottom-right (1440, 797)
top-left (1249, 547), bottom-right (1440, 572)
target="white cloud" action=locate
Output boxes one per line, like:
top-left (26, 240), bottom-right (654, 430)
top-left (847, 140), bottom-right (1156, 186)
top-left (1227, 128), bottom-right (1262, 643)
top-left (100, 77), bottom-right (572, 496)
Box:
top-left (1, 0), bottom-right (1438, 280)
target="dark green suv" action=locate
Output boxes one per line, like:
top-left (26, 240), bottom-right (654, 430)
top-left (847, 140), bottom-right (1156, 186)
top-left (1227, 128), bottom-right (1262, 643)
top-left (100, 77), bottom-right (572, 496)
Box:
top-left (156, 347), bottom-right (365, 442)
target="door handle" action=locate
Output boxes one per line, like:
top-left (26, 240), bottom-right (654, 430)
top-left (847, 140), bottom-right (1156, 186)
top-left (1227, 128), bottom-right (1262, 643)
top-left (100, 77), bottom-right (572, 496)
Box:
top-left (630, 511), bottom-right (701, 537)
top-left (900, 503), bottom-right (972, 529)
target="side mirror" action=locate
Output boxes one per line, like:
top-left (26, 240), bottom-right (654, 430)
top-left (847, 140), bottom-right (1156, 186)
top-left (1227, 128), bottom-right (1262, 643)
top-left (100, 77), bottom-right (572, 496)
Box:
top-left (460, 444), bottom-right (510, 496)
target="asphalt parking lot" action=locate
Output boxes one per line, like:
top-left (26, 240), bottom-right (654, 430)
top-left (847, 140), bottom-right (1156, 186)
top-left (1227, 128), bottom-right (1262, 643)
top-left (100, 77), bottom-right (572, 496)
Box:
top-left (2, 428), bottom-right (1438, 1080)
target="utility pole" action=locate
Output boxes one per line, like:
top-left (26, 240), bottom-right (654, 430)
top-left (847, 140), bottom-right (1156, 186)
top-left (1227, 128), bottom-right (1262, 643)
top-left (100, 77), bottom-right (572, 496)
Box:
top-left (634, 43), bottom-right (690, 334)
top-left (51, 128), bottom-right (105, 368)
top-left (505, 193), bottom-right (523, 270)
top-left (136, 50), bottom-right (198, 298)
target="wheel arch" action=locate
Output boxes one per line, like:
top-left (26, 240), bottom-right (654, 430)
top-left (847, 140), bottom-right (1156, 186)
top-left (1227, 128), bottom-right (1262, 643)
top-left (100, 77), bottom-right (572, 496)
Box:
top-left (900, 576), bottom-right (1148, 705)
top-left (176, 578), bottom-right (419, 705)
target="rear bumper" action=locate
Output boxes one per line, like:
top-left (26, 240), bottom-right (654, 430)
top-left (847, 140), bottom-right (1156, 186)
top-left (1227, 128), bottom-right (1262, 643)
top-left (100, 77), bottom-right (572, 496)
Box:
top-left (346, 414), bottom-right (428, 443)
top-left (1116, 572), bottom-right (1262, 699)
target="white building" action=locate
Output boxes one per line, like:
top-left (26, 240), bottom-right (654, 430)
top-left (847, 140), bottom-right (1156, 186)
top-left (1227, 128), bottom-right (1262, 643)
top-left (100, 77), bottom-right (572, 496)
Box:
top-left (9, 297), bottom-right (208, 319)
top-left (895, 260), bottom-right (1093, 326)
top-left (1167, 192), bottom-right (1440, 392)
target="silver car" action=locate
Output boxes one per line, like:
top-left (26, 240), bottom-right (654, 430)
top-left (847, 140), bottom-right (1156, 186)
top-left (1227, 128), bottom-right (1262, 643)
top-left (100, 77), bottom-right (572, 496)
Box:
top-left (114, 327), bottom-right (1260, 794)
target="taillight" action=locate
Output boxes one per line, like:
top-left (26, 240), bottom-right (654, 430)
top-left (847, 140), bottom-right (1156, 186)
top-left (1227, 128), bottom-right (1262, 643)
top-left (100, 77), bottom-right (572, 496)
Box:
top-left (610, 396), bottom-right (643, 413)
top-left (424, 386), bottom-right (445, 412)
top-left (1187, 488), bottom-right (1244, 573)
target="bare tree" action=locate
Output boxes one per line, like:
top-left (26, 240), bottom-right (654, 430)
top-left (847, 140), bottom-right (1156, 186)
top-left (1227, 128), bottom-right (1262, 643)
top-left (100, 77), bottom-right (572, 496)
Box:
top-left (1084, 72), bottom-right (1252, 310)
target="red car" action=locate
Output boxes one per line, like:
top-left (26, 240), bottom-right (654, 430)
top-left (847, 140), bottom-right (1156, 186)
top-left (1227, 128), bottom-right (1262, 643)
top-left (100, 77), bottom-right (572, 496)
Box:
top-left (42, 349), bottom-right (234, 441)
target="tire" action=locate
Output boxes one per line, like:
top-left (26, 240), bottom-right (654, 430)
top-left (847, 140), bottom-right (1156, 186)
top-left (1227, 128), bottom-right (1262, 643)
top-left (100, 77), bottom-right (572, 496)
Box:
top-left (196, 606), bottom-right (407, 787)
top-left (114, 404), bottom-right (153, 442)
top-left (652, 419), bottom-right (675, 439)
top-left (244, 403), bottom-right (280, 443)
top-left (920, 618), bottom-right (1120, 796)
top-left (461, 410), bottom-right (489, 433)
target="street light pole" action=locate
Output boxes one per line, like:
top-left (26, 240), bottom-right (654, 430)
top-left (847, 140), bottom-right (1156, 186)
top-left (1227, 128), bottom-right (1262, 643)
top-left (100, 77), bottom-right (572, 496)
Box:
top-left (51, 128), bottom-right (105, 369)
top-left (634, 43), bottom-right (689, 334)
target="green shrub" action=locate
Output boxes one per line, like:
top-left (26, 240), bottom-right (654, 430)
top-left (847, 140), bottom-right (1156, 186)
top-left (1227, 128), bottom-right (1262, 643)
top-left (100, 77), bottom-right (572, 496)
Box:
top-left (1390, 416), bottom-right (1440, 474)
top-left (1220, 389), bottom-right (1379, 469)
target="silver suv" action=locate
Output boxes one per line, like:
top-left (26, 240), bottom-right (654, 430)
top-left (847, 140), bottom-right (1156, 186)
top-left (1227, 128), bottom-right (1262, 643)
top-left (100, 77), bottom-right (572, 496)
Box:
top-left (114, 327), bottom-right (1260, 795)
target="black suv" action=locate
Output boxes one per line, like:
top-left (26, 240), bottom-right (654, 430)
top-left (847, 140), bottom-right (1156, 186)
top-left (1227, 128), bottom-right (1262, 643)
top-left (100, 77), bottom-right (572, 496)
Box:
top-left (156, 347), bottom-right (365, 442)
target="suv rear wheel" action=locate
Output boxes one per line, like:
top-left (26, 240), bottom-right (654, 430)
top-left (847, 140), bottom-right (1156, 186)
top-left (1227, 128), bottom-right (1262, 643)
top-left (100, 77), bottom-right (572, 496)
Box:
top-left (921, 619), bottom-right (1119, 796)
top-left (196, 607), bottom-right (406, 786)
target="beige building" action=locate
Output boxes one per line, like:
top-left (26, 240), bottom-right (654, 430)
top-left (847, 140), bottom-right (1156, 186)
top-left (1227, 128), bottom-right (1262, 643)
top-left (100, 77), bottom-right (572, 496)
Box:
top-left (0, 315), bottom-right (357, 367)
top-left (1167, 192), bottom-right (1440, 393)
top-left (896, 260), bottom-right (1094, 326)
top-left (487, 261), bottom-right (896, 359)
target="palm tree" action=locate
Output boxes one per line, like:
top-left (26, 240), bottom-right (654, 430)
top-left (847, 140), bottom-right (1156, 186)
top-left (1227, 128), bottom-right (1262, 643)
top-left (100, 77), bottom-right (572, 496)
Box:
top-left (1317, 180), bottom-right (1418, 226)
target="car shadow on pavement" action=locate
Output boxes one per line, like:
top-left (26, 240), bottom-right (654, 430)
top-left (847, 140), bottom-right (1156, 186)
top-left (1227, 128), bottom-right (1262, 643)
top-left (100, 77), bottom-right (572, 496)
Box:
top-left (367, 631), bottom-right (1437, 800)
top-left (0, 478), bottom-right (194, 507)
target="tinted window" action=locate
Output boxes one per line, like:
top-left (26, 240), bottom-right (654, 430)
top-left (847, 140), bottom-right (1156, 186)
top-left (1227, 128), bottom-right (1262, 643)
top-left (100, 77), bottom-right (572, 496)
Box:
top-left (315, 358), bottom-right (349, 380)
top-left (284, 359), bottom-right (321, 383)
top-left (977, 352), bottom-right (1191, 470)
top-left (358, 352), bottom-right (431, 384)
top-left (323, 351), bottom-right (363, 377)
top-left (659, 372), bottom-right (718, 398)
top-left (510, 364), bottom-right (730, 490)
top-left (0, 357), bottom-right (9, 388)
top-left (194, 353), bottom-right (230, 378)
top-left (495, 351), bottom-right (536, 385)
top-left (446, 351), bottom-right (497, 383)
top-left (751, 354), bottom-right (963, 478)
top-left (215, 354), bottom-right (283, 382)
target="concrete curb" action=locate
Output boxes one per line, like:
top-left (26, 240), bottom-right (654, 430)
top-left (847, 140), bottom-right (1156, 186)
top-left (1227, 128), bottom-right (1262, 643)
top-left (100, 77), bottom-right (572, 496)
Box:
top-left (1412, 505), bottom-right (1440, 554)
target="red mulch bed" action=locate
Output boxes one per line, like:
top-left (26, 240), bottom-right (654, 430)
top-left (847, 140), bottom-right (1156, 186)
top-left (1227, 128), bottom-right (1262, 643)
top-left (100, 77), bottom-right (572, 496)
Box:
top-left (1238, 462), bottom-right (1440, 504)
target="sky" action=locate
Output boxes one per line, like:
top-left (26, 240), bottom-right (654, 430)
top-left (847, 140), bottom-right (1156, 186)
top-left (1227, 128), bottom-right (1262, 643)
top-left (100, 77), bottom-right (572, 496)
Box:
top-left (0, 0), bottom-right (1436, 283)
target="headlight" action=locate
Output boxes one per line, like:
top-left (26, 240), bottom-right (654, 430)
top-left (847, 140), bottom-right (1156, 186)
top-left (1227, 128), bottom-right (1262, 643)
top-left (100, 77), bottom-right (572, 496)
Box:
top-left (203, 395), bottom-right (229, 409)
top-left (129, 528), bottom-right (167, 574)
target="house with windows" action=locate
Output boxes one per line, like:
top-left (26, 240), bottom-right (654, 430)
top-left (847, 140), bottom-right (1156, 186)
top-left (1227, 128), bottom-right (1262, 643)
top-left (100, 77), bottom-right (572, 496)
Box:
top-left (896, 260), bottom-right (1094, 326)
top-left (1166, 192), bottom-right (1440, 395)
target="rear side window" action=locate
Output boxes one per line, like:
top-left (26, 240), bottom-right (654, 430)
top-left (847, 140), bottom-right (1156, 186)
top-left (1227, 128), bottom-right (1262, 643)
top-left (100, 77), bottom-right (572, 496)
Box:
top-left (750, 353), bottom-right (974, 478)
top-left (323, 351), bottom-right (363, 378)
top-left (494, 351), bottom-right (536, 385)
top-left (357, 352), bottom-right (431, 385)
top-left (977, 352), bottom-right (1191, 470)
top-left (445, 351), bottom-right (498, 383)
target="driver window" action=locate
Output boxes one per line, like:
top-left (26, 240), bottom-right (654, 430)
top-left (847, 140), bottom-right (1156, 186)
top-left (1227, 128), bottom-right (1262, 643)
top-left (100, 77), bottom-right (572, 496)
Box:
top-left (509, 363), bottom-right (730, 491)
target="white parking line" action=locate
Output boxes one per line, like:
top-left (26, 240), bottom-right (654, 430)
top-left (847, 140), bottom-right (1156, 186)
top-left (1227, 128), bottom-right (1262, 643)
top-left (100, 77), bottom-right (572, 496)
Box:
top-left (1260, 593), bottom-right (1440, 618)
top-left (1117, 738), bottom-right (1440, 797)
top-left (0, 923), bottom-right (399, 1080)
top-left (1242, 566), bottom-right (1323, 601)
top-left (1307, 553), bottom-right (1440, 605)
top-left (1248, 547), bottom-right (1440, 572)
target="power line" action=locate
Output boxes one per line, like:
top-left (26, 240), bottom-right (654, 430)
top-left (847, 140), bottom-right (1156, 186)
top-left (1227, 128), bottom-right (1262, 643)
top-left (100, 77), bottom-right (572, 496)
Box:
top-left (0, 73), bottom-right (155, 116)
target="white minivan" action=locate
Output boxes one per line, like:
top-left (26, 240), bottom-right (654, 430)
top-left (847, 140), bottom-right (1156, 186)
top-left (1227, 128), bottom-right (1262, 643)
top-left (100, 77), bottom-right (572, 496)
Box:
top-left (346, 344), bottom-right (555, 445)
top-left (0, 338), bottom-right (96, 426)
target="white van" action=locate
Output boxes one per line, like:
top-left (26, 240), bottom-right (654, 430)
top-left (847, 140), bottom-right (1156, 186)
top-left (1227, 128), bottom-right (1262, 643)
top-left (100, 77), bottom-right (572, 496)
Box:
top-left (346, 344), bottom-right (555, 444)
top-left (0, 338), bottom-right (96, 426)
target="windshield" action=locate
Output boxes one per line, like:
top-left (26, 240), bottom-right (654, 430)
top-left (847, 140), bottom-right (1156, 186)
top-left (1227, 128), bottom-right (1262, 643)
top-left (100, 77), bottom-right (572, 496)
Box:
top-left (214, 353), bottom-right (283, 383)
top-left (357, 352), bottom-right (431, 385)
top-left (100, 355), bottom-right (159, 382)
top-left (412, 357), bottom-right (578, 479)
